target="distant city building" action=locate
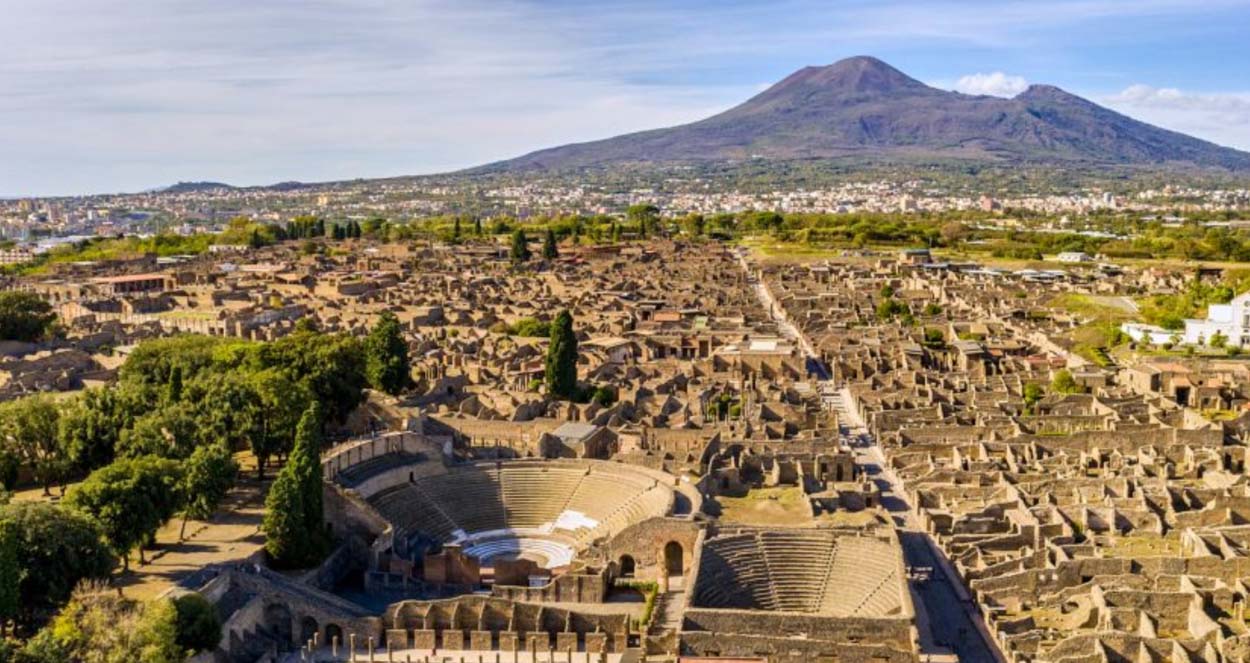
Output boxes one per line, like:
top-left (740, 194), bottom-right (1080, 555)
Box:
top-left (898, 248), bottom-right (931, 265)
top-left (1122, 291), bottom-right (1250, 347)
top-left (0, 246), bottom-right (35, 265)
top-left (1056, 251), bottom-right (1093, 263)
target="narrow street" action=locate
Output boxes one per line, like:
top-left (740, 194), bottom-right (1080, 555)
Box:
top-left (737, 250), bottom-right (1005, 663)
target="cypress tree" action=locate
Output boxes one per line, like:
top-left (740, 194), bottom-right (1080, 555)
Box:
top-left (543, 228), bottom-right (558, 260)
top-left (545, 310), bottom-right (578, 399)
top-left (263, 401), bottom-right (326, 567)
top-left (510, 229), bottom-right (531, 264)
top-left (165, 365), bottom-right (183, 403)
top-left (474, 217), bottom-right (483, 236)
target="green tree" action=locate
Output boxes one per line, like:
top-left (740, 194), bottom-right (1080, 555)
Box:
top-left (0, 520), bottom-right (18, 632)
top-left (544, 310), bottom-right (579, 400)
top-left (0, 291), bottom-right (56, 342)
top-left (1022, 383), bottom-right (1044, 414)
top-left (164, 364), bottom-right (184, 403)
top-left (543, 228), bottom-right (559, 260)
top-left (0, 395), bottom-right (66, 495)
top-left (66, 456), bottom-right (183, 570)
top-left (59, 387), bottom-right (137, 473)
top-left (179, 443), bottom-right (238, 540)
top-left (28, 583), bottom-right (182, 663)
top-left (260, 330), bottom-right (365, 425)
top-left (452, 216), bottom-right (462, 241)
top-left (0, 448), bottom-right (17, 492)
top-left (172, 593), bottom-right (222, 654)
top-left (0, 501), bottom-right (114, 625)
top-left (365, 311), bottom-right (411, 396)
top-left (627, 204), bottom-right (659, 238)
top-left (248, 369), bottom-right (312, 478)
top-left (118, 402), bottom-right (199, 459)
top-left (1050, 369), bottom-right (1085, 395)
top-left (263, 402), bottom-right (327, 568)
top-left (510, 229), bottom-right (531, 264)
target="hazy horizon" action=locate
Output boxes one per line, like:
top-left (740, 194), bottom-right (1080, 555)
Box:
top-left (4, 0), bottom-right (1250, 197)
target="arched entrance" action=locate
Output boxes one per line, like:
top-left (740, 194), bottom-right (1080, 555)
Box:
top-left (263, 603), bottom-right (293, 646)
top-left (663, 541), bottom-right (683, 577)
top-left (299, 616), bottom-right (319, 646)
top-left (618, 555), bottom-right (636, 578)
top-left (325, 624), bottom-right (344, 650)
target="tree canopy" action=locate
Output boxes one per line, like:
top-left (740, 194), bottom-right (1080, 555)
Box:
top-left (66, 456), bottom-right (184, 570)
top-left (0, 501), bottom-right (114, 626)
top-left (0, 291), bottom-right (56, 342)
top-left (365, 311), bottom-right (412, 396)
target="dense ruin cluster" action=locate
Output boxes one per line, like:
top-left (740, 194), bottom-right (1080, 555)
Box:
top-left (9, 233), bottom-right (1250, 663)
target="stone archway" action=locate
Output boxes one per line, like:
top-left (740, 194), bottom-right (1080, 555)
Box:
top-left (264, 603), bottom-right (294, 647)
top-left (299, 616), bottom-right (319, 647)
top-left (663, 541), bottom-right (683, 577)
top-left (618, 554), bottom-right (636, 578)
top-left (325, 624), bottom-right (344, 651)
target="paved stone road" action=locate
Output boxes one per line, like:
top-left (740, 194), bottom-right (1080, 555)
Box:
top-left (737, 250), bottom-right (1004, 663)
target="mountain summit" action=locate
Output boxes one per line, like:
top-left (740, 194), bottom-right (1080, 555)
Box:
top-left (476, 56), bottom-right (1250, 173)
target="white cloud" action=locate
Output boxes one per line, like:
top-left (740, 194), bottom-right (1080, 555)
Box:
top-left (1101, 85), bottom-right (1250, 150)
top-left (953, 72), bottom-right (1029, 97)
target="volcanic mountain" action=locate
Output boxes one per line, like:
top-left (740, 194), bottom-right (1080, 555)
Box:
top-left (475, 56), bottom-right (1250, 173)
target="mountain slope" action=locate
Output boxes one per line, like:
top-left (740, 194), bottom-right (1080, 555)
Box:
top-left (475, 56), bottom-right (1250, 173)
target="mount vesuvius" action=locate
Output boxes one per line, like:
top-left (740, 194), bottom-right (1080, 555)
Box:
top-left (473, 56), bottom-right (1250, 174)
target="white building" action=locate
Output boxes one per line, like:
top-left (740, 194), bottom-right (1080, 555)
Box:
top-left (1121, 292), bottom-right (1250, 347)
top-left (1056, 251), bottom-right (1093, 263)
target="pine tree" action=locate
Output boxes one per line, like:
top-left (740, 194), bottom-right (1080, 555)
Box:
top-left (474, 217), bottom-right (483, 236)
top-left (545, 310), bottom-right (578, 399)
top-left (510, 229), bottom-right (531, 264)
top-left (542, 228), bottom-right (558, 260)
top-left (262, 401), bottom-right (326, 568)
top-left (365, 311), bottom-right (411, 395)
top-left (453, 217), bottom-right (462, 241)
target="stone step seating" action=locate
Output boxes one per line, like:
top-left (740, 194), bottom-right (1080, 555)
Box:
top-left (692, 533), bottom-right (774, 610)
top-left (821, 537), bottom-right (902, 616)
top-left (370, 484), bottom-right (460, 541)
top-left (572, 485), bottom-right (669, 544)
top-left (500, 466), bottom-right (587, 528)
top-left (694, 531), bottom-right (898, 614)
top-left (420, 469), bottom-right (506, 533)
top-left (564, 474), bottom-right (655, 517)
top-left (367, 464), bottom-right (672, 551)
top-left (758, 531), bottom-right (838, 612)
top-left (850, 570), bottom-right (902, 616)
top-left (462, 536), bottom-right (575, 569)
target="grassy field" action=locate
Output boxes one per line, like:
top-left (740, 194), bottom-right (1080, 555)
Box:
top-left (715, 486), bottom-right (814, 526)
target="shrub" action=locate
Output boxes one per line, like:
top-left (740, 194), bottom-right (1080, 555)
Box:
top-left (173, 593), bottom-right (222, 653)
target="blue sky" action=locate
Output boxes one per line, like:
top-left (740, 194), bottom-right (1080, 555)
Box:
top-left (3, 0), bottom-right (1249, 196)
